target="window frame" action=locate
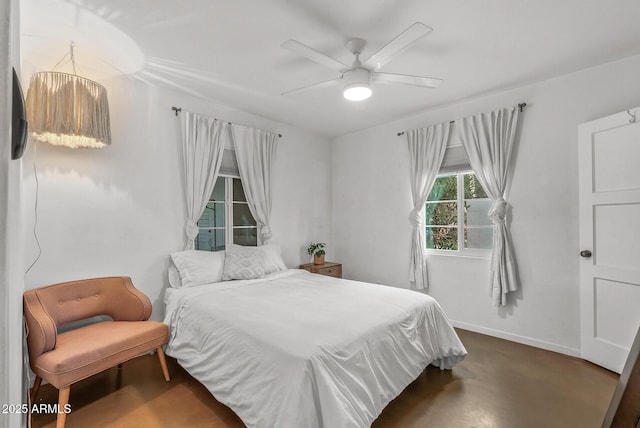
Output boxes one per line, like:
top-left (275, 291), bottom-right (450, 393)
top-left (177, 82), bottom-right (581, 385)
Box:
top-left (196, 173), bottom-right (257, 251)
top-left (424, 169), bottom-right (492, 258)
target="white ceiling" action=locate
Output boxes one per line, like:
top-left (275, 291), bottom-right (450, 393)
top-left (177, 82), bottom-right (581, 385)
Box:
top-left (21, 0), bottom-right (640, 138)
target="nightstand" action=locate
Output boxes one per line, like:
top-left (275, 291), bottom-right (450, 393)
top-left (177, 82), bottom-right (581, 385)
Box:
top-left (299, 262), bottom-right (342, 278)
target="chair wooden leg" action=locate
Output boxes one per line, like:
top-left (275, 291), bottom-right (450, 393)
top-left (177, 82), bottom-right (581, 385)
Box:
top-left (30, 376), bottom-right (42, 403)
top-left (156, 347), bottom-right (170, 382)
top-left (56, 386), bottom-right (70, 428)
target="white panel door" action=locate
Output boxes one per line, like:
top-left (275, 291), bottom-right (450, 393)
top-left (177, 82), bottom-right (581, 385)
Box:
top-left (579, 107), bottom-right (640, 374)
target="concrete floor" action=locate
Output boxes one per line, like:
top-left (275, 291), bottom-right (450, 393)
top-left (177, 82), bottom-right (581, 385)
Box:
top-left (31, 329), bottom-right (618, 428)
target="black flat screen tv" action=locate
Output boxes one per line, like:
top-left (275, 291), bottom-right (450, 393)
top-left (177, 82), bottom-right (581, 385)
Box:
top-left (11, 67), bottom-right (28, 160)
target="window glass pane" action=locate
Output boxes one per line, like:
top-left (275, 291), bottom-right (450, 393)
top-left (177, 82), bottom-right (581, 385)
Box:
top-left (195, 229), bottom-right (225, 251)
top-left (425, 172), bottom-right (493, 252)
top-left (465, 226), bottom-right (493, 249)
top-left (233, 227), bottom-right (257, 246)
top-left (233, 178), bottom-right (247, 202)
top-left (426, 227), bottom-right (458, 250)
top-left (211, 177), bottom-right (225, 202)
top-left (194, 177), bottom-right (258, 252)
top-left (427, 175), bottom-right (457, 201)
top-left (233, 203), bottom-right (256, 227)
top-left (197, 202), bottom-right (225, 228)
top-left (425, 202), bottom-right (458, 226)
top-left (463, 173), bottom-right (488, 199)
top-left (464, 199), bottom-right (492, 226)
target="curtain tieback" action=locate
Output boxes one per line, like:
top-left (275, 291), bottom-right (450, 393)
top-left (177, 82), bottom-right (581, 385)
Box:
top-left (408, 208), bottom-right (423, 226)
top-left (186, 219), bottom-right (199, 240)
top-left (259, 223), bottom-right (272, 240)
top-left (489, 197), bottom-right (508, 225)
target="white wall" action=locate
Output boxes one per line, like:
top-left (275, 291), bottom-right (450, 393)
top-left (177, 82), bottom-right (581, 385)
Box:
top-left (2, 0), bottom-right (25, 426)
top-left (332, 54), bottom-right (640, 355)
top-left (21, 75), bottom-right (333, 321)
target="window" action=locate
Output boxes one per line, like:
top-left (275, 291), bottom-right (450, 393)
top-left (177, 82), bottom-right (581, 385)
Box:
top-left (195, 176), bottom-right (257, 251)
top-left (425, 172), bottom-right (492, 253)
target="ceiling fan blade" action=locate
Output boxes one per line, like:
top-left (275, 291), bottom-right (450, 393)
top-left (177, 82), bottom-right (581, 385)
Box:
top-left (281, 40), bottom-right (350, 73)
top-left (281, 77), bottom-right (342, 96)
top-left (373, 72), bottom-right (442, 88)
top-left (363, 22), bottom-right (433, 71)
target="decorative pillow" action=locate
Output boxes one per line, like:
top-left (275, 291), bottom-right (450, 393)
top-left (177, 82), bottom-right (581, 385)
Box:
top-left (222, 246), bottom-right (267, 280)
top-left (169, 250), bottom-right (225, 288)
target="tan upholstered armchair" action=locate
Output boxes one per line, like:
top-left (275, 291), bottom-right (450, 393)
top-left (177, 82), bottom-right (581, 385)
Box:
top-left (23, 276), bottom-right (170, 428)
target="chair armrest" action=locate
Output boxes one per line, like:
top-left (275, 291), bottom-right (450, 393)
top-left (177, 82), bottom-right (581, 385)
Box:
top-left (23, 291), bottom-right (57, 370)
top-left (114, 277), bottom-right (152, 321)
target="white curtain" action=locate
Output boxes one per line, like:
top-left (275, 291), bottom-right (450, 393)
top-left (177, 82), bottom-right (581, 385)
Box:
top-left (406, 123), bottom-right (450, 290)
top-left (231, 125), bottom-right (278, 245)
top-left (179, 111), bottom-right (229, 250)
top-left (456, 106), bottom-right (520, 306)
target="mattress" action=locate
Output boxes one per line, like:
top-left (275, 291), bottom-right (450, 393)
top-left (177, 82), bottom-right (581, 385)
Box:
top-left (163, 269), bottom-right (466, 428)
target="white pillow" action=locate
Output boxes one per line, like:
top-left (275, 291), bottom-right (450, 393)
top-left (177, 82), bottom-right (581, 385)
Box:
top-left (222, 246), bottom-right (267, 280)
top-left (168, 265), bottom-right (182, 288)
top-left (169, 250), bottom-right (225, 288)
top-left (221, 244), bottom-right (287, 280)
top-left (257, 244), bottom-right (287, 275)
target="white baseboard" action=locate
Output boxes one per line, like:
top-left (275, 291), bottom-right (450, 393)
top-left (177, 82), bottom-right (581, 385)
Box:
top-left (451, 320), bottom-right (581, 358)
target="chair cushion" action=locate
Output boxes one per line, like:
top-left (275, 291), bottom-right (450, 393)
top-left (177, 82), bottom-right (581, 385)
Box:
top-left (35, 321), bottom-right (169, 388)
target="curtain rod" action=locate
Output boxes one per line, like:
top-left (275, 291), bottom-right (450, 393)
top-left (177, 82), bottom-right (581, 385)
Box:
top-left (396, 103), bottom-right (527, 137)
top-left (171, 106), bottom-right (283, 138)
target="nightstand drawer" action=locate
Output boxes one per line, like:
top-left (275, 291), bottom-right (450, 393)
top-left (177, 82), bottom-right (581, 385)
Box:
top-left (316, 265), bottom-right (342, 278)
top-left (299, 262), bottom-right (343, 278)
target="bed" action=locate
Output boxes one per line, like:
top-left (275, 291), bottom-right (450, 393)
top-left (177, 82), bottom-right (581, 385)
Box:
top-left (163, 247), bottom-right (467, 428)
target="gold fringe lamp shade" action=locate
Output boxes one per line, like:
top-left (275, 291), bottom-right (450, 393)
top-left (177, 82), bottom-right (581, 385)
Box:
top-left (26, 71), bottom-right (111, 149)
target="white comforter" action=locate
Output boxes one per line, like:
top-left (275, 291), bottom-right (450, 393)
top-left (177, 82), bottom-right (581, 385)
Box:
top-left (164, 269), bottom-right (466, 428)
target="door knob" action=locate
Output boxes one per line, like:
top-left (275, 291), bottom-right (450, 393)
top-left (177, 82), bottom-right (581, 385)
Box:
top-left (580, 250), bottom-right (592, 258)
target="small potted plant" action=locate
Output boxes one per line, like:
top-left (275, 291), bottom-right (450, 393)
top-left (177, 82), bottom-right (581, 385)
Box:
top-left (307, 242), bottom-right (326, 265)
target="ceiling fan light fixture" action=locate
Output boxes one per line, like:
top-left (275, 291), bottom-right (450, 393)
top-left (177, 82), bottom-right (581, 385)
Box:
top-left (281, 23), bottom-right (440, 100)
top-left (343, 68), bottom-right (372, 101)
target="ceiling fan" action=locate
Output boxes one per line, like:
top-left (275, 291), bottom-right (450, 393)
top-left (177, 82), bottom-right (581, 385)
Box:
top-left (281, 22), bottom-right (442, 101)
